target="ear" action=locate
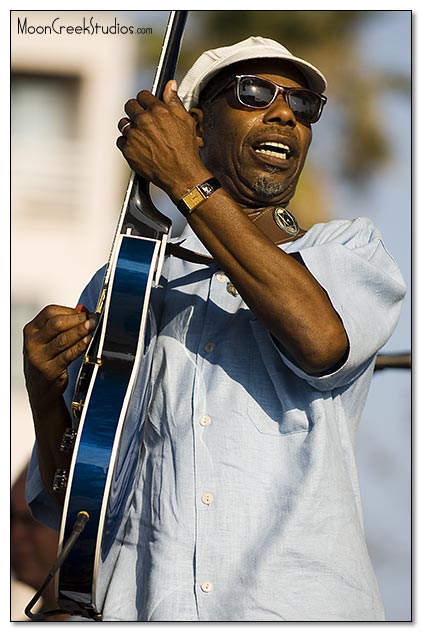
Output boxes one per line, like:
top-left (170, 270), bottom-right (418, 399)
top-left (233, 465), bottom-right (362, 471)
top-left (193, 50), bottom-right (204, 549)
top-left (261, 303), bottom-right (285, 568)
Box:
top-left (189, 107), bottom-right (205, 148)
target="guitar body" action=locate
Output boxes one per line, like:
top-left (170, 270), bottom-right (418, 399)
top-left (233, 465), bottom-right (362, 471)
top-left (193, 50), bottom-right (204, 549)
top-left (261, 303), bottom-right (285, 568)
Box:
top-left (57, 235), bottom-right (161, 619)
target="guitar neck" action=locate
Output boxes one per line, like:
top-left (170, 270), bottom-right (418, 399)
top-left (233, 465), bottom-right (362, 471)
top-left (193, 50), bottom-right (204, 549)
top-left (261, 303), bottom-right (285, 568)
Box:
top-left (101, 11), bottom-right (188, 295)
top-left (152, 10), bottom-right (188, 99)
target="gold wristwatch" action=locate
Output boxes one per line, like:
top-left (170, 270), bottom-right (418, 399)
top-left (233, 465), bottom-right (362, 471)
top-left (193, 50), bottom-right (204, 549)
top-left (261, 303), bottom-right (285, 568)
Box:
top-left (177, 177), bottom-right (221, 216)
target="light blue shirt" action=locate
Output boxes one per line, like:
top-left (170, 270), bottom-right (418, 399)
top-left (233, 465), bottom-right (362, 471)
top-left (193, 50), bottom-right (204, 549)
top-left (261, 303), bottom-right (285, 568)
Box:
top-left (27, 217), bottom-right (406, 621)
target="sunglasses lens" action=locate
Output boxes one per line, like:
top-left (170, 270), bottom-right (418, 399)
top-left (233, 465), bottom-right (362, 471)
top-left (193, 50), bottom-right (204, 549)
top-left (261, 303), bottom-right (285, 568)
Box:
top-left (287, 90), bottom-right (322, 123)
top-left (237, 77), bottom-right (323, 123)
top-left (238, 77), bottom-right (276, 107)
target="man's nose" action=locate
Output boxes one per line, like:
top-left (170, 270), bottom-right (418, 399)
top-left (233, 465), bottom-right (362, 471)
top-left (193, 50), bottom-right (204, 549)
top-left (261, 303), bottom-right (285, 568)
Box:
top-left (262, 94), bottom-right (296, 126)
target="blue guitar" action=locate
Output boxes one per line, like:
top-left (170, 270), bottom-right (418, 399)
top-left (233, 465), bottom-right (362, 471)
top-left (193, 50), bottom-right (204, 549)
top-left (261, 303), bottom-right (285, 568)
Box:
top-left (54, 11), bottom-right (188, 620)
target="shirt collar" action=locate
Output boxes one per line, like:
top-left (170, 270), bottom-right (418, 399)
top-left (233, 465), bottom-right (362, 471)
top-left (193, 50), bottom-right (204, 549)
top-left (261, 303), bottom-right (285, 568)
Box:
top-left (169, 222), bottom-right (213, 258)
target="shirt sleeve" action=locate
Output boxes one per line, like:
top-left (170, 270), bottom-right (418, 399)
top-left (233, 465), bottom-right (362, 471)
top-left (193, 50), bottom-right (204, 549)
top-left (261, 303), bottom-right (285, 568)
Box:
top-left (26, 445), bottom-right (62, 530)
top-left (26, 266), bottom-right (106, 529)
top-left (275, 217), bottom-right (406, 391)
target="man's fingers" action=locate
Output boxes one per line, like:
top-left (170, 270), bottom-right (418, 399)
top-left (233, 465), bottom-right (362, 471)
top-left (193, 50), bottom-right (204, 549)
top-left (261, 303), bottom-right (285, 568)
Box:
top-left (23, 305), bottom-right (99, 398)
top-left (24, 316), bottom-right (98, 384)
top-left (30, 305), bottom-right (81, 332)
top-left (52, 335), bottom-right (93, 374)
top-left (46, 313), bottom-right (99, 378)
top-left (118, 118), bottom-right (132, 136)
top-left (24, 305), bottom-right (98, 363)
top-left (125, 94), bottom-right (148, 121)
top-left (119, 83), bottom-right (187, 139)
top-left (47, 318), bottom-right (94, 355)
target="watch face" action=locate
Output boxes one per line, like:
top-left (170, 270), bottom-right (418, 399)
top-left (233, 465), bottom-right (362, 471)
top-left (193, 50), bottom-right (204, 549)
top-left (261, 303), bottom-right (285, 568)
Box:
top-left (178, 179), bottom-right (221, 215)
top-left (200, 182), bottom-right (214, 196)
top-left (273, 207), bottom-right (300, 236)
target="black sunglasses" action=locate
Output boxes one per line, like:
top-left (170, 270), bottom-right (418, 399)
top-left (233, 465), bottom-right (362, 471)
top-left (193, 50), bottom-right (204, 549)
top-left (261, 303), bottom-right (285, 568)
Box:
top-left (206, 74), bottom-right (327, 124)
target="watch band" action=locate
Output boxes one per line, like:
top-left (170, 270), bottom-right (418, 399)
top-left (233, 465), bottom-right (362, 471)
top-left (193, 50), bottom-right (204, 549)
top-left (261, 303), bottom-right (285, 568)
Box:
top-left (177, 177), bottom-right (221, 216)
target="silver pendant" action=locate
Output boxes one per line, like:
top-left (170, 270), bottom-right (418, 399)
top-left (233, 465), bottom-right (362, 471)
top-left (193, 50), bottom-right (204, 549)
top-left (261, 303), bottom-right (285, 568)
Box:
top-left (273, 207), bottom-right (300, 236)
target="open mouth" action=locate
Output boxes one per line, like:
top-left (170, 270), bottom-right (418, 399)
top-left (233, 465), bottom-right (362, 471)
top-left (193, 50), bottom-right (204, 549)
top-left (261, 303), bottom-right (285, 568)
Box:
top-left (253, 141), bottom-right (292, 160)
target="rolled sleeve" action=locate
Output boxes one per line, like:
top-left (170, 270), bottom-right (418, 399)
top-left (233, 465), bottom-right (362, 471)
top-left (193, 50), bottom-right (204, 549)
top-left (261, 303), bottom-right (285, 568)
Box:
top-left (277, 218), bottom-right (406, 390)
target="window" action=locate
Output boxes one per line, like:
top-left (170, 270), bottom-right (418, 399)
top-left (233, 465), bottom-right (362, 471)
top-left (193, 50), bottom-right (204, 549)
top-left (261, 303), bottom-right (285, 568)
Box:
top-left (11, 72), bottom-right (86, 220)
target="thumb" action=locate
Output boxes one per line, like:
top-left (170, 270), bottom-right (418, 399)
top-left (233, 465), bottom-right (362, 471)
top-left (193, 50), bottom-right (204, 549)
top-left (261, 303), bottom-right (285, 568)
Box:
top-left (163, 80), bottom-right (187, 111)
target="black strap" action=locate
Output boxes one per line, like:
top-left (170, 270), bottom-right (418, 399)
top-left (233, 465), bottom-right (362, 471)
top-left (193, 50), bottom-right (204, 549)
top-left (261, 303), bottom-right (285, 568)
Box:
top-left (165, 208), bottom-right (306, 265)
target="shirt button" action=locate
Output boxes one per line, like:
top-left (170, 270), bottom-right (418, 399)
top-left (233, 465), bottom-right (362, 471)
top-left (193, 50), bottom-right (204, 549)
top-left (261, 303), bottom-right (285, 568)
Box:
top-left (204, 342), bottom-right (215, 353)
top-left (215, 271), bottom-right (227, 283)
top-left (201, 492), bottom-right (214, 505)
top-left (201, 581), bottom-right (214, 593)
top-left (199, 415), bottom-right (211, 427)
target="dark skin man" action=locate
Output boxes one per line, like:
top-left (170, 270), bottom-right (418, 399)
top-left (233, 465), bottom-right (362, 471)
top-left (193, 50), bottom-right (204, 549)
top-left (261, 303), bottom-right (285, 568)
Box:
top-left (23, 59), bottom-right (348, 503)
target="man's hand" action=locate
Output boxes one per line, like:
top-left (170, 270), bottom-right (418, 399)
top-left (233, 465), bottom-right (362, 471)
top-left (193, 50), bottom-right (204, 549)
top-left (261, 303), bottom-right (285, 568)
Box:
top-left (23, 305), bottom-right (97, 405)
top-left (23, 305), bottom-right (99, 501)
top-left (116, 80), bottom-right (210, 202)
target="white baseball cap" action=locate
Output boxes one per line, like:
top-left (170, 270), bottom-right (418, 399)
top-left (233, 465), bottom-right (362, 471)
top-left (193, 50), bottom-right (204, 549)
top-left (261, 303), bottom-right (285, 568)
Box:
top-left (178, 36), bottom-right (327, 111)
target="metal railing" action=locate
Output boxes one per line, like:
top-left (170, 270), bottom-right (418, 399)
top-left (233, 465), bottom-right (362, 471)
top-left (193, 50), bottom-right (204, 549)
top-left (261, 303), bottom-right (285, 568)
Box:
top-left (374, 352), bottom-right (411, 372)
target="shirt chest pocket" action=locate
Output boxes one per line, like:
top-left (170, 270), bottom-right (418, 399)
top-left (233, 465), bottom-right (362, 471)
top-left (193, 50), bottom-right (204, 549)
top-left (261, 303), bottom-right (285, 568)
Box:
top-left (245, 320), bottom-right (311, 436)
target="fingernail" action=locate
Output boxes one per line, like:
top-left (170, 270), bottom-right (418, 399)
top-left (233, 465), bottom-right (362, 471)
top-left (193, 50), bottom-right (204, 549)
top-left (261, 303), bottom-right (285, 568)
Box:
top-left (170, 80), bottom-right (177, 92)
top-left (84, 318), bottom-right (98, 331)
top-left (83, 334), bottom-right (92, 344)
top-left (76, 304), bottom-right (89, 314)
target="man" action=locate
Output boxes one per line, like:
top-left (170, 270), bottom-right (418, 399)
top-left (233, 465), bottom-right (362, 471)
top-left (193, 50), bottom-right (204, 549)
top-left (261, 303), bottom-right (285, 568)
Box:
top-left (24, 36), bottom-right (405, 621)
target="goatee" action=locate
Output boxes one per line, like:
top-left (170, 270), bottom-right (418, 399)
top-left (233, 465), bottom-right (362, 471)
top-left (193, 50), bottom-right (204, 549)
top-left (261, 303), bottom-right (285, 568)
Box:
top-left (251, 166), bottom-right (286, 200)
